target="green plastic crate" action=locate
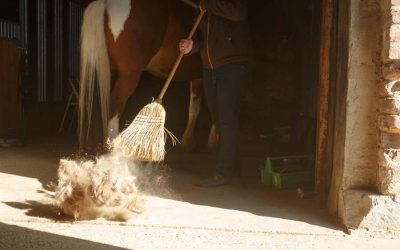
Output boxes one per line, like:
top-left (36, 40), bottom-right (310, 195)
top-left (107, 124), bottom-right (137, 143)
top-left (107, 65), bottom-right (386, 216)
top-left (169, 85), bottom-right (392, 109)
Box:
top-left (261, 155), bottom-right (314, 189)
top-left (261, 167), bottom-right (272, 186)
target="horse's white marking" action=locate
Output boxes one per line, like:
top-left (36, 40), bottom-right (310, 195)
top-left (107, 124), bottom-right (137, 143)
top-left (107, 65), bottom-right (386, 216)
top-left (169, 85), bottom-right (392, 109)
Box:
top-left (108, 115), bottom-right (120, 140)
top-left (208, 124), bottom-right (219, 151)
top-left (182, 79), bottom-right (202, 150)
top-left (106, 0), bottom-right (131, 42)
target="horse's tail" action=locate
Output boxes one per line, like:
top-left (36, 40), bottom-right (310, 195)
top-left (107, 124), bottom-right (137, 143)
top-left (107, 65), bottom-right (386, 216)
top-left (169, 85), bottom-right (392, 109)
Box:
top-left (79, 0), bottom-right (110, 144)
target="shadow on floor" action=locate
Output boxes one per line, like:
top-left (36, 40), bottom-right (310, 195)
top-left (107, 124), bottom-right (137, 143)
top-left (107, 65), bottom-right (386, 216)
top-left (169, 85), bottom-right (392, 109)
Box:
top-left (163, 150), bottom-right (339, 231)
top-left (171, 170), bottom-right (338, 231)
top-left (0, 222), bottom-right (127, 250)
top-left (3, 200), bottom-right (74, 222)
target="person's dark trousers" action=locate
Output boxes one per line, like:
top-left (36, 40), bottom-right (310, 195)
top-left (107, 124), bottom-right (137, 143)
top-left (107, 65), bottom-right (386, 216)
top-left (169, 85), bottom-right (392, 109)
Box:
top-left (202, 62), bottom-right (248, 177)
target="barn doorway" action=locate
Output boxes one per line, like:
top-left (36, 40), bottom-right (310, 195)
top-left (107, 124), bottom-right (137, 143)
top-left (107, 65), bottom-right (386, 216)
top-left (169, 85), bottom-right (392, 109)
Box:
top-left (0, 0), bottom-right (326, 186)
top-left (121, 0), bottom-right (325, 192)
top-left (0, 0), bottom-right (348, 230)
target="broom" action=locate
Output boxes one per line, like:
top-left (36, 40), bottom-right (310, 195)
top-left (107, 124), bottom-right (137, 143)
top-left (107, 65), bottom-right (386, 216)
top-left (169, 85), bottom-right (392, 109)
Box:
top-left (111, 9), bottom-right (206, 162)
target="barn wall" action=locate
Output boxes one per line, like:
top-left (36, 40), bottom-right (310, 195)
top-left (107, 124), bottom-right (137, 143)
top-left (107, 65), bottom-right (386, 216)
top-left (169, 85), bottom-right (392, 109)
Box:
top-left (338, 0), bottom-right (380, 229)
top-left (379, 0), bottom-right (400, 200)
top-left (19, 0), bottom-right (81, 138)
top-left (333, 0), bottom-right (400, 234)
top-left (0, 41), bottom-right (21, 138)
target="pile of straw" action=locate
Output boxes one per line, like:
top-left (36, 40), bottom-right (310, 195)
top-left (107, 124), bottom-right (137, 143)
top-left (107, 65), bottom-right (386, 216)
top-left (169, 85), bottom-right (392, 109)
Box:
top-left (53, 153), bottom-right (143, 221)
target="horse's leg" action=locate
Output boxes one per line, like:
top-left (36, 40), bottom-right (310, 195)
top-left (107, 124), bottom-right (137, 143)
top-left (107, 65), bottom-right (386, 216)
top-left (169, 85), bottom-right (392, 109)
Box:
top-left (208, 124), bottom-right (219, 151)
top-left (109, 68), bottom-right (142, 136)
top-left (181, 78), bottom-right (219, 152)
top-left (108, 115), bottom-right (119, 140)
top-left (181, 78), bottom-right (203, 152)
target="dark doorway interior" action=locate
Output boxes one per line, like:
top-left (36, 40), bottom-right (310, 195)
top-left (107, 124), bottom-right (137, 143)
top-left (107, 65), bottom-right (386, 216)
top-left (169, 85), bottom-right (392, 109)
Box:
top-left (0, 0), bottom-right (322, 179)
top-left (119, 0), bottom-right (322, 178)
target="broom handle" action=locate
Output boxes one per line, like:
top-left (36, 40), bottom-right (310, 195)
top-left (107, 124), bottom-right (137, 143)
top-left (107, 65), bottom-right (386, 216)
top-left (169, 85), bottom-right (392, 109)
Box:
top-left (157, 9), bottom-right (206, 102)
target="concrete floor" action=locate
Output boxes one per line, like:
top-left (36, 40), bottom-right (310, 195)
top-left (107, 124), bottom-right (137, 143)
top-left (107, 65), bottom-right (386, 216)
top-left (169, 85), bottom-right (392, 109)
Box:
top-left (0, 137), bottom-right (399, 249)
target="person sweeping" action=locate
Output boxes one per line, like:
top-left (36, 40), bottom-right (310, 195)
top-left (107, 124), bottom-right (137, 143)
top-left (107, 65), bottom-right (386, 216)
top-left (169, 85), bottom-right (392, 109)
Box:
top-left (179, 0), bottom-right (252, 187)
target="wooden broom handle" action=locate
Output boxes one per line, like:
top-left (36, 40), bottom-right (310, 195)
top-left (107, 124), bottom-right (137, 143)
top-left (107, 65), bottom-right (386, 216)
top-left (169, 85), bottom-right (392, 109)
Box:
top-left (157, 9), bottom-right (206, 102)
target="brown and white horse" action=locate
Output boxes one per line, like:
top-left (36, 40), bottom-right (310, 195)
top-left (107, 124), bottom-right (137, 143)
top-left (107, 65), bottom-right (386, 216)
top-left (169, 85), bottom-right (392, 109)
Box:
top-left (79, 0), bottom-right (217, 154)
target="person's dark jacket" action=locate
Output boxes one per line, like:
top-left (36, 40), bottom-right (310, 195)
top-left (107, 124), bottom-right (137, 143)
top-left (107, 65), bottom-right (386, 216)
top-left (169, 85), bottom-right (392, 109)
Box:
top-left (190, 0), bottom-right (252, 69)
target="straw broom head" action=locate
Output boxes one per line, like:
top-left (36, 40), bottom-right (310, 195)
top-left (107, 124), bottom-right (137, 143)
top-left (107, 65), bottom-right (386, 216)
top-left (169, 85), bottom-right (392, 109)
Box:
top-left (111, 10), bottom-right (206, 162)
top-left (111, 102), bottom-right (169, 162)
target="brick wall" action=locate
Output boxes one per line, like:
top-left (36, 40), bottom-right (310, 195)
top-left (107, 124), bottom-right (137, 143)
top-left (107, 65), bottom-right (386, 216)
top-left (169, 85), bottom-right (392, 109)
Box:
top-left (379, 0), bottom-right (400, 195)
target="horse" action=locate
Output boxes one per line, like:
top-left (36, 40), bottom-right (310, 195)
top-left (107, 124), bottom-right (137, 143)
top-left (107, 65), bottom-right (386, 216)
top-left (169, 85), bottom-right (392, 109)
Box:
top-left (79, 0), bottom-right (218, 154)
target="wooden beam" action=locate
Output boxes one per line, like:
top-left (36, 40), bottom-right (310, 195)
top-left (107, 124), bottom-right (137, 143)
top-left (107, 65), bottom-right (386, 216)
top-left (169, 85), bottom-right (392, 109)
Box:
top-left (315, 0), bottom-right (333, 200)
top-left (327, 0), bottom-right (350, 215)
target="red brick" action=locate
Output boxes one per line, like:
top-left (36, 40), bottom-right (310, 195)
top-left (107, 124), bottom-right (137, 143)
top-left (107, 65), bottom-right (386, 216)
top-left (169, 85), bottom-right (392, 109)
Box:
top-left (390, 42), bottom-right (400, 59)
top-left (378, 166), bottom-right (400, 195)
top-left (380, 131), bottom-right (400, 148)
top-left (377, 80), bottom-right (400, 97)
top-left (390, 25), bottom-right (400, 41)
top-left (382, 61), bottom-right (400, 80)
top-left (378, 115), bottom-right (400, 132)
top-left (379, 97), bottom-right (400, 114)
top-left (378, 148), bottom-right (400, 167)
top-left (392, 8), bottom-right (400, 23)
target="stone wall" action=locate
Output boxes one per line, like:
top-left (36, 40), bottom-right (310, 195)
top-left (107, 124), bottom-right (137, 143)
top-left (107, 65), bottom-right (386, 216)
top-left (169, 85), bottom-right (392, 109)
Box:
top-left (337, 0), bottom-right (380, 229)
top-left (379, 0), bottom-right (400, 196)
top-left (338, 0), bottom-right (400, 234)
top-left (341, 0), bottom-right (380, 190)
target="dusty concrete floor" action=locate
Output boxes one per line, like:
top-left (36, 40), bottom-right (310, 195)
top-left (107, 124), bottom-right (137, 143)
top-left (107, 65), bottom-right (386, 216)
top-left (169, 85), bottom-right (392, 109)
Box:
top-left (0, 137), bottom-right (399, 249)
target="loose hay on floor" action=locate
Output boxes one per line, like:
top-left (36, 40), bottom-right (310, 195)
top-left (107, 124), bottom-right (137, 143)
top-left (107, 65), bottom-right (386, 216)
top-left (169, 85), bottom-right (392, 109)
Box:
top-left (54, 152), bottom-right (143, 221)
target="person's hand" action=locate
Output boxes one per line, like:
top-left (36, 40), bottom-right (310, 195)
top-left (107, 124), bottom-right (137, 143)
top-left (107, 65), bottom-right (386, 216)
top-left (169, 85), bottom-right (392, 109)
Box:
top-left (179, 39), bottom-right (193, 54)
